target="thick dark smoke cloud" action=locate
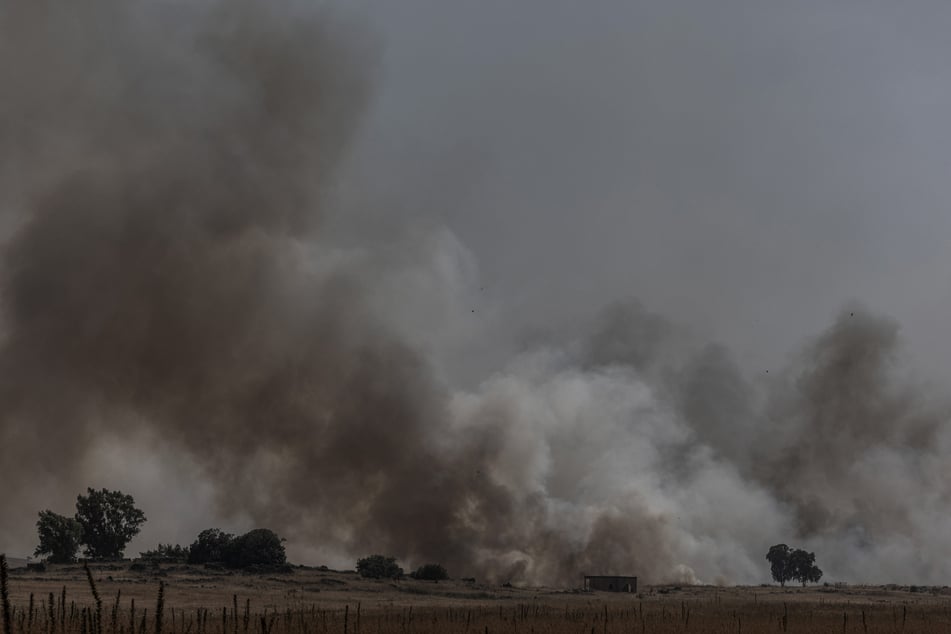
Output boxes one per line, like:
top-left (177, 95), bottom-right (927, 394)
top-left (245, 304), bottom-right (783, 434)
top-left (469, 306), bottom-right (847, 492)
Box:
top-left (2, 1), bottom-right (951, 586)
top-left (0, 0), bottom-right (472, 573)
top-left (0, 0), bottom-right (674, 584)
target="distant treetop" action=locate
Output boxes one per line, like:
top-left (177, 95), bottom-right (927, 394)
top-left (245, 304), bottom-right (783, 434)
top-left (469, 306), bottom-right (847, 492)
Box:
top-left (357, 555), bottom-right (403, 579)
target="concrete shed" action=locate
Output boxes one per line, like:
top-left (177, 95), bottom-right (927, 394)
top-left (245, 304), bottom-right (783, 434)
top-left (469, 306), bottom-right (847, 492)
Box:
top-left (583, 575), bottom-right (637, 592)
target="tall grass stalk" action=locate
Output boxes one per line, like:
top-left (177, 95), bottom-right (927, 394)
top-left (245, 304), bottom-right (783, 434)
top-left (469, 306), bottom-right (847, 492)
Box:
top-left (1, 555), bottom-right (11, 634)
top-left (83, 565), bottom-right (102, 634)
top-left (110, 592), bottom-right (120, 634)
top-left (154, 583), bottom-right (164, 634)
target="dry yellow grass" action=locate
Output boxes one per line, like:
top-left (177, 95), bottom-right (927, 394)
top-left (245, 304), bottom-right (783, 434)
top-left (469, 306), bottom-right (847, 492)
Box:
top-left (3, 558), bottom-right (951, 633)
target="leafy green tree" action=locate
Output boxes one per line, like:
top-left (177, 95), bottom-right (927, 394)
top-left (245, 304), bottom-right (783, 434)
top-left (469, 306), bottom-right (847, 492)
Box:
top-left (74, 488), bottom-right (146, 559)
top-left (789, 549), bottom-right (823, 586)
top-left (410, 563), bottom-right (449, 581)
top-left (766, 544), bottom-right (793, 587)
top-left (34, 511), bottom-right (83, 563)
top-left (224, 529), bottom-right (286, 569)
top-left (356, 555), bottom-right (403, 579)
top-left (187, 529), bottom-right (235, 565)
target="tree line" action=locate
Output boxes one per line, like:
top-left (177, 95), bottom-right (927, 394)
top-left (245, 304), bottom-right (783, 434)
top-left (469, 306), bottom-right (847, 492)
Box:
top-left (355, 554), bottom-right (449, 581)
top-left (35, 488), bottom-right (286, 569)
top-left (36, 489), bottom-right (450, 579)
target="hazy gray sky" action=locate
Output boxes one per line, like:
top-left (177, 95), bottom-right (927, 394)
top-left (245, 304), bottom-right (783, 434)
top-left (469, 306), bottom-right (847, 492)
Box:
top-left (338, 0), bottom-right (951, 380)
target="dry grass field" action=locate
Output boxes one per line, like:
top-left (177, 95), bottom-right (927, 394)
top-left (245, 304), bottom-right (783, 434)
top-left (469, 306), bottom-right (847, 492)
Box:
top-left (3, 558), bottom-right (951, 633)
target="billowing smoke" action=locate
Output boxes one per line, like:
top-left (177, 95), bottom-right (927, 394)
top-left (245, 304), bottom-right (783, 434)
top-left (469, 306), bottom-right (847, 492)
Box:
top-left (1, 1), bottom-right (949, 586)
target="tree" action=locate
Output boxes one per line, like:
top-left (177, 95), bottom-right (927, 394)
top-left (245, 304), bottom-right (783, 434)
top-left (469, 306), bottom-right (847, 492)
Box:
top-left (767, 544), bottom-right (823, 587)
top-left (800, 562), bottom-right (823, 585)
top-left (34, 511), bottom-right (83, 564)
top-left (789, 549), bottom-right (823, 586)
top-left (224, 529), bottom-right (286, 569)
top-left (74, 488), bottom-right (146, 559)
top-left (187, 529), bottom-right (235, 565)
top-left (766, 544), bottom-right (793, 587)
top-left (356, 555), bottom-right (403, 579)
top-left (410, 563), bottom-right (449, 581)
top-left (187, 528), bottom-right (286, 569)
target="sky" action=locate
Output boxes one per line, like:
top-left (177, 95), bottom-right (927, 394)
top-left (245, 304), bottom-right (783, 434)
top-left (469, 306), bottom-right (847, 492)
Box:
top-left (1, 0), bottom-right (951, 586)
top-left (338, 0), bottom-right (951, 383)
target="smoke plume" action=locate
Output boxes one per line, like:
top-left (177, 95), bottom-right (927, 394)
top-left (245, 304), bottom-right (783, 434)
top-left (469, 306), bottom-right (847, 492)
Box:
top-left (1, 1), bottom-right (950, 586)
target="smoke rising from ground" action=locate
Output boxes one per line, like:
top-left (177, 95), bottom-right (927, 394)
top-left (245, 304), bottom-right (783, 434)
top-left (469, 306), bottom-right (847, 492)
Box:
top-left (1, 1), bottom-right (950, 586)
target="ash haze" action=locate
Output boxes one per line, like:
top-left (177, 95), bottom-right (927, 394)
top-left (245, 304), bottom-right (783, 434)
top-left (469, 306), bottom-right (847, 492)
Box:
top-left (1, 0), bottom-right (951, 586)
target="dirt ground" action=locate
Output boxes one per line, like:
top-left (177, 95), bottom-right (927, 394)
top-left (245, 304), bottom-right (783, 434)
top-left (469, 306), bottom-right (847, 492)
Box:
top-left (5, 562), bottom-right (951, 632)
top-left (5, 561), bottom-right (949, 606)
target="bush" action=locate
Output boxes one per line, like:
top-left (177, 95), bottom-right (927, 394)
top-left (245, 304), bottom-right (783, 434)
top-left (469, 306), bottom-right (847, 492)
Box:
top-left (356, 555), bottom-right (403, 579)
top-left (140, 544), bottom-right (189, 562)
top-left (224, 529), bottom-right (286, 569)
top-left (411, 564), bottom-right (448, 581)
